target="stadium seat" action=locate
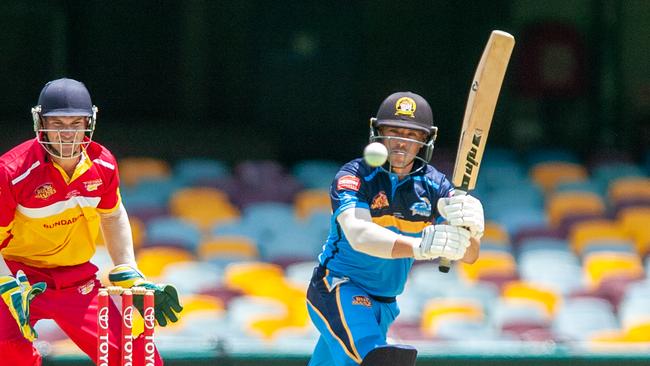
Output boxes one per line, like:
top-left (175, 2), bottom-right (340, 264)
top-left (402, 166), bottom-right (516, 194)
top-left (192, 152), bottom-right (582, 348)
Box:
top-left (501, 281), bottom-right (561, 317)
top-left (197, 236), bottom-right (259, 265)
top-left (119, 157), bottom-right (171, 187)
top-left (292, 160), bottom-right (339, 189)
top-left (230, 160), bottom-right (302, 207)
top-left (526, 148), bottom-right (580, 166)
top-left (492, 206), bottom-right (548, 237)
top-left (145, 216), bottom-right (202, 251)
top-left (484, 184), bottom-right (544, 219)
top-left (169, 187), bottom-right (240, 230)
top-left (546, 191), bottom-right (606, 228)
top-left (135, 246), bottom-right (195, 280)
top-left (491, 298), bottom-right (550, 339)
top-left (173, 158), bottom-right (229, 186)
top-left (555, 180), bottom-right (602, 196)
top-left (530, 161), bottom-right (588, 193)
top-left (159, 261), bottom-right (223, 295)
top-left (420, 298), bottom-right (484, 337)
top-left (568, 219), bottom-right (631, 255)
top-left (618, 207), bottom-right (650, 256)
top-left (294, 189), bottom-right (331, 220)
top-left (552, 297), bottom-right (619, 341)
top-left (582, 251), bottom-right (644, 289)
top-left (481, 221), bottom-right (510, 245)
top-left (608, 177), bottom-right (650, 204)
top-left (458, 250), bottom-right (517, 284)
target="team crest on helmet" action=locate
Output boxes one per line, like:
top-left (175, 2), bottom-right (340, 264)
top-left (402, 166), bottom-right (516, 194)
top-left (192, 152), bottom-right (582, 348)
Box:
top-left (394, 97), bottom-right (417, 118)
top-left (410, 197), bottom-right (431, 217)
top-left (371, 191), bottom-right (389, 210)
top-left (34, 183), bottom-right (56, 200)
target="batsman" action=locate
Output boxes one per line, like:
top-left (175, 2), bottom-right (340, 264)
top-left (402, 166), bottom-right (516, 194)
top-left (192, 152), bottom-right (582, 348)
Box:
top-left (0, 78), bottom-right (183, 365)
top-left (306, 91), bottom-right (484, 366)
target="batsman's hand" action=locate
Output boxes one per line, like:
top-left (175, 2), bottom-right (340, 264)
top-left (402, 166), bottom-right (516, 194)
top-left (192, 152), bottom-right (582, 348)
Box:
top-left (437, 195), bottom-right (484, 239)
top-left (414, 225), bottom-right (471, 261)
top-left (0, 270), bottom-right (46, 341)
top-left (108, 265), bottom-right (183, 327)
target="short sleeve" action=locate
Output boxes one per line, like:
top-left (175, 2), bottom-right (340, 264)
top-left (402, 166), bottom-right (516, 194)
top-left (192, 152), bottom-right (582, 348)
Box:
top-left (330, 162), bottom-right (370, 218)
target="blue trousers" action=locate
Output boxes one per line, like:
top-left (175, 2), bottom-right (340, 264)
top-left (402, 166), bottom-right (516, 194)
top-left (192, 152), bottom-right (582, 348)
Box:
top-left (306, 266), bottom-right (400, 366)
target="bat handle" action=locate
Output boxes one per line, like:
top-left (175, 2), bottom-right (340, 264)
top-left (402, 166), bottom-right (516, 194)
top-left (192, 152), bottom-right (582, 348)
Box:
top-left (438, 189), bottom-right (468, 273)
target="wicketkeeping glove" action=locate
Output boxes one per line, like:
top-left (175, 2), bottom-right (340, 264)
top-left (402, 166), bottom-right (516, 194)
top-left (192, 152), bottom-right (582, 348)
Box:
top-left (437, 195), bottom-right (485, 239)
top-left (0, 270), bottom-right (46, 341)
top-left (108, 265), bottom-right (183, 327)
top-left (414, 224), bottom-right (471, 261)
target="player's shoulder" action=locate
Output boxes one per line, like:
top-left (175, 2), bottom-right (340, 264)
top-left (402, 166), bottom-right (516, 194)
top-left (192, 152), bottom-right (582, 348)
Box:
top-left (418, 163), bottom-right (451, 188)
top-left (337, 158), bottom-right (375, 177)
top-left (86, 141), bottom-right (118, 171)
top-left (0, 139), bottom-right (44, 179)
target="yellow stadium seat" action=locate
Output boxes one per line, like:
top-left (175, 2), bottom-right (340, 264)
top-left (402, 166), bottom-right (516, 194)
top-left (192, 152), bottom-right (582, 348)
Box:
top-left (618, 207), bottom-right (650, 256)
top-left (547, 191), bottom-right (606, 228)
top-left (458, 251), bottom-right (517, 283)
top-left (169, 187), bottom-right (240, 230)
top-left (420, 298), bottom-right (484, 336)
top-left (583, 252), bottom-right (644, 289)
top-left (294, 189), bottom-right (331, 219)
top-left (197, 236), bottom-right (259, 262)
top-left (119, 157), bottom-right (171, 187)
top-left (569, 220), bottom-right (631, 255)
top-left (502, 281), bottom-right (561, 317)
top-left (609, 177), bottom-right (650, 203)
top-left (135, 246), bottom-right (195, 280)
top-left (482, 221), bottom-right (510, 245)
top-left (224, 262), bottom-right (309, 339)
top-left (530, 162), bottom-right (588, 193)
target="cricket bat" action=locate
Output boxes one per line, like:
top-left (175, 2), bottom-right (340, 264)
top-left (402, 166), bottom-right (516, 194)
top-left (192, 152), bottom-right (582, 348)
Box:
top-left (439, 30), bottom-right (515, 273)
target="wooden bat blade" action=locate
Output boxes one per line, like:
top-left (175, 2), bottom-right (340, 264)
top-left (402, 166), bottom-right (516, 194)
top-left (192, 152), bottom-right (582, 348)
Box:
top-left (451, 30), bottom-right (515, 191)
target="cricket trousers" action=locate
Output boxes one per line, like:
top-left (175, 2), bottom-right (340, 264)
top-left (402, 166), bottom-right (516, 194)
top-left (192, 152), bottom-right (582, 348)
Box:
top-left (0, 260), bottom-right (163, 366)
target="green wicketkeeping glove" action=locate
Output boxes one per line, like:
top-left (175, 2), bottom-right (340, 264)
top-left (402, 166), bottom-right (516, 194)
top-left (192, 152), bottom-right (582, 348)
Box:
top-left (108, 265), bottom-right (183, 327)
top-left (0, 270), bottom-right (46, 341)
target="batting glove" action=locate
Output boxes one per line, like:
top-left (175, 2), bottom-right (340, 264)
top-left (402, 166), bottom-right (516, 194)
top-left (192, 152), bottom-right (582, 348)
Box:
top-left (414, 224), bottom-right (471, 261)
top-left (0, 270), bottom-right (46, 341)
top-left (437, 195), bottom-right (484, 239)
top-left (108, 265), bottom-right (183, 327)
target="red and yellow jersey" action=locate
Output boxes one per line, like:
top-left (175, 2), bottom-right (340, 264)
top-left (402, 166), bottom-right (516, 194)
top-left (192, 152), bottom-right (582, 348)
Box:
top-left (0, 139), bottom-right (121, 268)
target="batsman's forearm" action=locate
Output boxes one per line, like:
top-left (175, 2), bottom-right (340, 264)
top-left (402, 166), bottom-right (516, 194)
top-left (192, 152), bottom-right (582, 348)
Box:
top-left (100, 203), bottom-right (137, 267)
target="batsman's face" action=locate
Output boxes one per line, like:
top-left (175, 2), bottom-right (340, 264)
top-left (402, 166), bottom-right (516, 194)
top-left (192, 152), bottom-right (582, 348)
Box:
top-left (42, 116), bottom-right (89, 157)
top-left (380, 127), bottom-right (427, 168)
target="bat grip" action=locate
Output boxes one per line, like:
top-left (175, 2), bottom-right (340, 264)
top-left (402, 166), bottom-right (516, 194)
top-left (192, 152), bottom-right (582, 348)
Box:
top-left (438, 189), bottom-right (468, 273)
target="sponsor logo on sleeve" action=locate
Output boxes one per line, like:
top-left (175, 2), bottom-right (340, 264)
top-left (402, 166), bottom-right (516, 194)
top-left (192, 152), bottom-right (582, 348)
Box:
top-left (336, 175), bottom-right (361, 191)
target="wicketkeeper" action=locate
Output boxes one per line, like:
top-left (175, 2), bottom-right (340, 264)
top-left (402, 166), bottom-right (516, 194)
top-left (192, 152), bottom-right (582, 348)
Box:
top-left (0, 78), bottom-right (183, 366)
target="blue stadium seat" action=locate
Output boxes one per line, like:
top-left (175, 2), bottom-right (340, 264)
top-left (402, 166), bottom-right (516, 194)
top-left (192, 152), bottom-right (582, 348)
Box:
top-left (526, 148), bottom-right (580, 166)
top-left (174, 158), bottom-right (229, 186)
top-left (292, 160), bottom-right (340, 189)
top-left (146, 216), bottom-right (202, 251)
top-left (159, 261), bottom-right (223, 295)
top-left (552, 297), bottom-right (619, 341)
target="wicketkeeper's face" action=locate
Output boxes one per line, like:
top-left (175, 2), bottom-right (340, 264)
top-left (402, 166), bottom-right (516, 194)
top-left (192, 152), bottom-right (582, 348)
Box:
top-left (41, 116), bottom-right (90, 158)
top-left (379, 127), bottom-right (427, 168)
